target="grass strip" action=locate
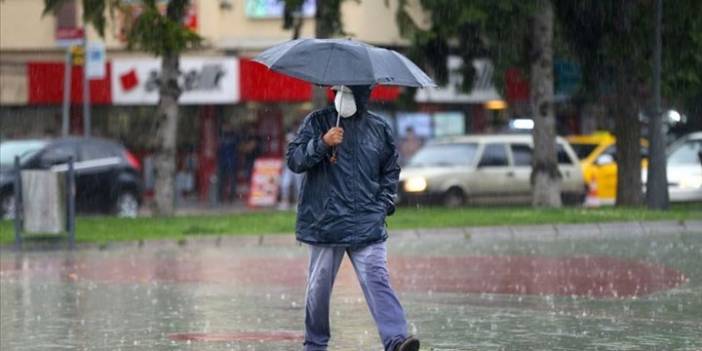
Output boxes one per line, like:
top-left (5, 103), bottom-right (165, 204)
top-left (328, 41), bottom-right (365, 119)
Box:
top-left (1, 204), bottom-right (700, 245)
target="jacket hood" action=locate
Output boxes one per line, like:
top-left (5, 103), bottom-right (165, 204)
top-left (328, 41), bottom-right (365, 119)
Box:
top-left (349, 85), bottom-right (372, 116)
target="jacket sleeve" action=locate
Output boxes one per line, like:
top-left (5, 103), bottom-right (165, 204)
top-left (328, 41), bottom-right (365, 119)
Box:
top-left (378, 124), bottom-right (401, 216)
top-left (287, 113), bottom-right (330, 173)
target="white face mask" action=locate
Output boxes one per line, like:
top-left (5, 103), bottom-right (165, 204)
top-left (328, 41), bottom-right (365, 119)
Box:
top-left (333, 86), bottom-right (357, 118)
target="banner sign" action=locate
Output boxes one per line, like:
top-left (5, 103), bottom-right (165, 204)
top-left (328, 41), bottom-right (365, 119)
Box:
top-left (111, 57), bottom-right (239, 105)
top-left (248, 158), bottom-right (284, 208)
top-left (86, 42), bottom-right (106, 79)
top-left (55, 27), bottom-right (84, 47)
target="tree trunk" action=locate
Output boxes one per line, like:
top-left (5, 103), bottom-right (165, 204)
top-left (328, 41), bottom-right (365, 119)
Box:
top-left (530, 0), bottom-right (561, 208)
top-left (312, 0), bottom-right (335, 109)
top-left (152, 53), bottom-right (181, 216)
top-left (614, 75), bottom-right (643, 207)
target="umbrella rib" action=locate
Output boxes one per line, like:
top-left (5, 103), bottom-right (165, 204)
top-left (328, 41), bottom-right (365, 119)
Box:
top-left (389, 50), bottom-right (436, 87)
top-left (363, 46), bottom-right (381, 85)
top-left (319, 42), bottom-right (337, 86)
top-left (264, 39), bottom-right (307, 69)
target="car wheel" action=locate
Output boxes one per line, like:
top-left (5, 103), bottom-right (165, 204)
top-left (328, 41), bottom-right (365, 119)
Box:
top-left (114, 191), bottom-right (139, 218)
top-left (1, 194), bottom-right (16, 220)
top-left (443, 188), bottom-right (465, 208)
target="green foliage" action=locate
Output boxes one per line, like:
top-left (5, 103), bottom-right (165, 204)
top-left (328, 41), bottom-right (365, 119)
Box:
top-left (314, 0), bottom-right (351, 37)
top-left (660, 1), bottom-right (702, 103)
top-left (396, 0), bottom-right (534, 90)
top-left (125, 0), bottom-right (201, 55)
top-left (554, 1), bottom-right (702, 109)
top-left (398, 0), bottom-right (702, 109)
top-left (279, 0), bottom-right (350, 38)
top-left (43, 0), bottom-right (201, 56)
top-left (280, 0), bottom-right (306, 31)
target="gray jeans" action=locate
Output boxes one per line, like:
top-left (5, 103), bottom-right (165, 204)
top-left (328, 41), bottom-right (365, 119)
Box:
top-left (304, 241), bottom-right (408, 351)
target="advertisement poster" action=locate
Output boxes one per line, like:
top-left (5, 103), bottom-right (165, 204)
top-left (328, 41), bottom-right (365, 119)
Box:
top-left (245, 0), bottom-right (315, 18)
top-left (396, 112), bottom-right (432, 138)
top-left (433, 112), bottom-right (465, 137)
top-left (248, 158), bottom-right (283, 207)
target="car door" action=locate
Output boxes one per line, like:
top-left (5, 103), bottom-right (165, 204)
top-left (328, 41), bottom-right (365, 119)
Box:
top-left (557, 142), bottom-right (583, 195)
top-left (472, 143), bottom-right (511, 202)
top-left (77, 140), bottom-right (123, 212)
top-left (508, 143), bottom-right (533, 202)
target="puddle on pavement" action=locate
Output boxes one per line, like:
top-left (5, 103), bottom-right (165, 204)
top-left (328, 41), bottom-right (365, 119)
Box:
top-left (1, 231), bottom-right (701, 350)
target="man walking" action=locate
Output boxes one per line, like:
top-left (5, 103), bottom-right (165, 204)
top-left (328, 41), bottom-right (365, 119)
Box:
top-left (287, 85), bottom-right (419, 351)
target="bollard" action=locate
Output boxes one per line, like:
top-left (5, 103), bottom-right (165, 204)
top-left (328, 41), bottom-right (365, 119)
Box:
top-left (67, 157), bottom-right (76, 249)
top-left (13, 156), bottom-right (22, 250)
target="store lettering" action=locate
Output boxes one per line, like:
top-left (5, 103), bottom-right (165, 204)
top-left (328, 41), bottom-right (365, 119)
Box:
top-left (143, 64), bottom-right (226, 93)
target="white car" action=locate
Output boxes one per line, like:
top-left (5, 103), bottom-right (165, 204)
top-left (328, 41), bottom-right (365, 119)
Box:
top-left (399, 134), bottom-right (585, 207)
top-left (666, 132), bottom-right (702, 202)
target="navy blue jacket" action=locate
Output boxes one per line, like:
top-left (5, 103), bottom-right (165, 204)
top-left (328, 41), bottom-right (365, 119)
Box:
top-left (287, 92), bottom-right (399, 248)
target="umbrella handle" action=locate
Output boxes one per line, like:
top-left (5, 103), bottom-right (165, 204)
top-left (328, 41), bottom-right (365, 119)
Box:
top-left (330, 147), bottom-right (337, 164)
top-left (329, 107), bottom-right (341, 164)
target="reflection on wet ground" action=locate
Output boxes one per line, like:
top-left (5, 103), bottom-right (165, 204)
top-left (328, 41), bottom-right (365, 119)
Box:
top-left (1, 229), bottom-right (701, 350)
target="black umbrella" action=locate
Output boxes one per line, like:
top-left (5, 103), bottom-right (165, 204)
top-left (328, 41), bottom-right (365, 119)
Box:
top-left (253, 38), bottom-right (436, 88)
top-left (255, 38), bottom-right (436, 163)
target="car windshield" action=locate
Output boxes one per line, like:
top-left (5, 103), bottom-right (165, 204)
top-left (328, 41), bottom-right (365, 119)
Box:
top-left (668, 139), bottom-right (702, 166)
top-left (408, 143), bottom-right (478, 167)
top-left (570, 143), bottom-right (599, 160)
top-left (0, 140), bottom-right (47, 167)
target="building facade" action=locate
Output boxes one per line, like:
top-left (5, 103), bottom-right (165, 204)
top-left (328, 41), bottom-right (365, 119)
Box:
top-left (0, 0), bottom-right (507, 204)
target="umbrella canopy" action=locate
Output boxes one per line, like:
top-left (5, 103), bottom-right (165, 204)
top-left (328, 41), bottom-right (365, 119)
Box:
top-left (253, 38), bottom-right (436, 88)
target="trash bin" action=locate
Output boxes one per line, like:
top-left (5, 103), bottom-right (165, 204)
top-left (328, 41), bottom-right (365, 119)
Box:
top-left (21, 170), bottom-right (66, 234)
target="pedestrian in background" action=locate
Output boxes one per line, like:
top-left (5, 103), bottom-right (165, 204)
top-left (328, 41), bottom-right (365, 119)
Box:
top-left (399, 126), bottom-right (422, 166)
top-left (217, 122), bottom-right (239, 202)
top-left (278, 124), bottom-right (304, 210)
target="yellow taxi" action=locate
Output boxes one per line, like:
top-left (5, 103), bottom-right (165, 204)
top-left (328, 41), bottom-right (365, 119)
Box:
top-left (567, 132), bottom-right (648, 205)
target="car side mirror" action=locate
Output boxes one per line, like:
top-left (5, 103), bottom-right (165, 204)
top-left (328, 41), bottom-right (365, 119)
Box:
top-left (595, 154), bottom-right (615, 166)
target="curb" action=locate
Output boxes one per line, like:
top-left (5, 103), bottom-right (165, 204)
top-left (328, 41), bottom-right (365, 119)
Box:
top-left (3, 220), bottom-right (700, 252)
top-left (392, 219), bottom-right (702, 242)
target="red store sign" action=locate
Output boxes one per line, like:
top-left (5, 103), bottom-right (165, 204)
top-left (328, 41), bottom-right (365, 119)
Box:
top-left (26, 58), bottom-right (400, 105)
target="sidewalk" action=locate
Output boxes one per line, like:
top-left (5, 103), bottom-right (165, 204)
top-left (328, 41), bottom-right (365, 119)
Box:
top-left (1, 219), bottom-right (700, 350)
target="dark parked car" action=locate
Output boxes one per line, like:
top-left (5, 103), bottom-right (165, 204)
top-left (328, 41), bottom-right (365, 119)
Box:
top-left (0, 137), bottom-right (143, 219)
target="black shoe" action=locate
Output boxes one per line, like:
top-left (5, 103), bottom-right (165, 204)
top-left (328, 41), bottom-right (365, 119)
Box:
top-left (395, 336), bottom-right (420, 351)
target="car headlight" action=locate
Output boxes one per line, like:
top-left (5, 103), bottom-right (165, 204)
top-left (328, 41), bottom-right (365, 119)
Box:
top-left (404, 176), bottom-right (428, 192)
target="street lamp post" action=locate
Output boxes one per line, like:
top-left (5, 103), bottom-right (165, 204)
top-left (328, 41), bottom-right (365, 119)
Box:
top-left (646, 0), bottom-right (669, 210)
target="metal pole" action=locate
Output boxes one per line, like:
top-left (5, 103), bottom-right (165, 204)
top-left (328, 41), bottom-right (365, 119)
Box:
top-left (67, 157), bottom-right (76, 249)
top-left (82, 40), bottom-right (91, 137)
top-left (62, 48), bottom-right (72, 136)
top-left (646, 0), bottom-right (669, 209)
top-left (13, 156), bottom-right (22, 250)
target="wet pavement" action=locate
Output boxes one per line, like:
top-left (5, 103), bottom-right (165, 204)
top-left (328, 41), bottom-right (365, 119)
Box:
top-left (1, 226), bottom-right (701, 350)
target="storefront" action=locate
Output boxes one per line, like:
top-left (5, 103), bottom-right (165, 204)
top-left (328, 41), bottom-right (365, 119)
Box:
top-left (3, 54), bottom-right (506, 206)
